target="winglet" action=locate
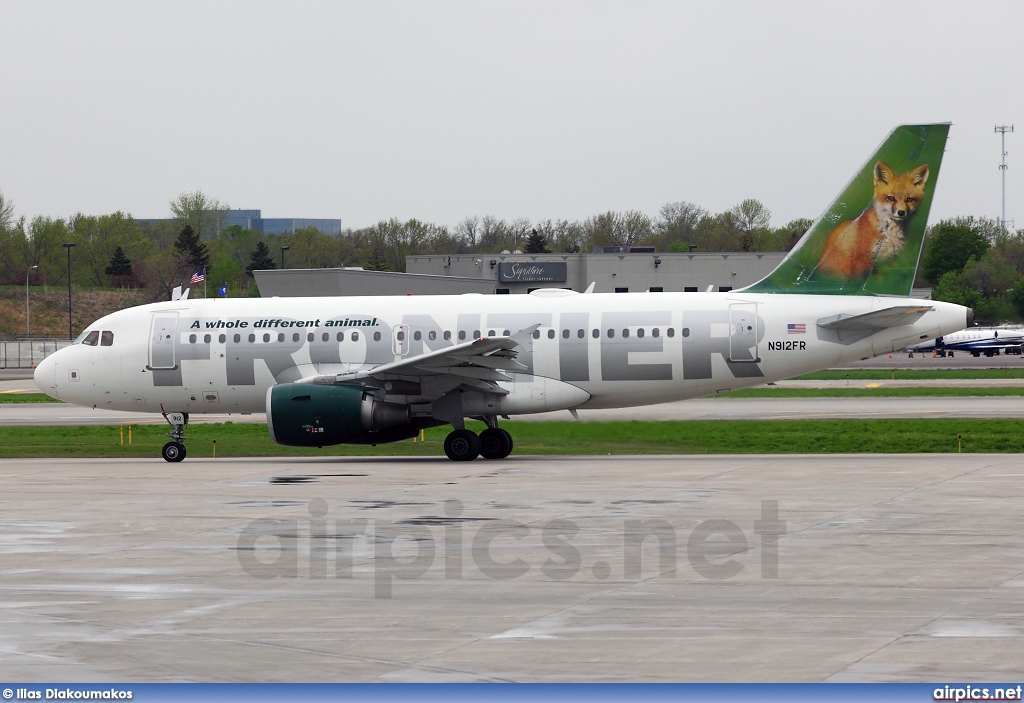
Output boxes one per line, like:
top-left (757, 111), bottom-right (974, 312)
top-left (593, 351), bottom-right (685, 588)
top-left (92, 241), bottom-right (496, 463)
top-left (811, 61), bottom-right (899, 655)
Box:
top-left (584, 282), bottom-right (596, 294)
top-left (510, 324), bottom-right (541, 350)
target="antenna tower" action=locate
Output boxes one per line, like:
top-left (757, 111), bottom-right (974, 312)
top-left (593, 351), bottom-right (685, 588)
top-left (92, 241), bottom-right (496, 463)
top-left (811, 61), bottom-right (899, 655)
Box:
top-left (995, 125), bottom-right (1014, 230)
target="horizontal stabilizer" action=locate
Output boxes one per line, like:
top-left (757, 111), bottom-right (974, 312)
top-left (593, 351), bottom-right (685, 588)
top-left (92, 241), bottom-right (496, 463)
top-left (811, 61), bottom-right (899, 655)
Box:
top-left (817, 305), bottom-right (933, 332)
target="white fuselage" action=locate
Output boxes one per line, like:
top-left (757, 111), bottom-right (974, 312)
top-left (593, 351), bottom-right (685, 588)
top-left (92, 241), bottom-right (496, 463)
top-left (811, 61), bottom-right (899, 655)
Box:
top-left (35, 291), bottom-right (969, 417)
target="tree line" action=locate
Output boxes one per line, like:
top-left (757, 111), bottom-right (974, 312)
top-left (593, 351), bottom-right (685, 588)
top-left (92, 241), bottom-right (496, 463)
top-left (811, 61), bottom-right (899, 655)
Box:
top-left (0, 190), bottom-right (812, 300)
top-left (2, 188), bottom-right (1023, 323)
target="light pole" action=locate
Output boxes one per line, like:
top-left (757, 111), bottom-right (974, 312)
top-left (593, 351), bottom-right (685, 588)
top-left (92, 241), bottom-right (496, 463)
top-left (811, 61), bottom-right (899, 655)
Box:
top-left (62, 243), bottom-right (75, 340)
top-left (25, 264), bottom-right (38, 339)
top-left (280, 245), bottom-right (289, 270)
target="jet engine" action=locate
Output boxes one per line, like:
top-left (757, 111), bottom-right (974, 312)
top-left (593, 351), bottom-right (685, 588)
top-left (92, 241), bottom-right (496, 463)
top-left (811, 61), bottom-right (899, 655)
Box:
top-left (266, 383), bottom-right (412, 447)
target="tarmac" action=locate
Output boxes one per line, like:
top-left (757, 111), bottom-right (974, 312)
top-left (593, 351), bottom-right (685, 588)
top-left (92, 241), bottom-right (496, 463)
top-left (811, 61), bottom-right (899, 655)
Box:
top-left (1, 453), bottom-right (1022, 682)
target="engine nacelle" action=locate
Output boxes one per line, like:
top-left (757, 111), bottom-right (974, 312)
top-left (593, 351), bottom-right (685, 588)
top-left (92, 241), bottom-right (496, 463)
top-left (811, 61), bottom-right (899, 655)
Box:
top-left (266, 383), bottom-right (411, 447)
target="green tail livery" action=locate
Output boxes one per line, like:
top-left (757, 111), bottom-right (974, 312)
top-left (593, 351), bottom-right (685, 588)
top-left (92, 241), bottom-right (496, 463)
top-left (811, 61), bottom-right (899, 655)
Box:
top-left (744, 123), bottom-right (949, 296)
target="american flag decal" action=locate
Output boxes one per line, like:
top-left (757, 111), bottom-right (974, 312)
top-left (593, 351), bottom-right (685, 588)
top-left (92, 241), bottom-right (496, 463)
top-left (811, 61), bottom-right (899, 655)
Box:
top-left (788, 323), bottom-right (806, 334)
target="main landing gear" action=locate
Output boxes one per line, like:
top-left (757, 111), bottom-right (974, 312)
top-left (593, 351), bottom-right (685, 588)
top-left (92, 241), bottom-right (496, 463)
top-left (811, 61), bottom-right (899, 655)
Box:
top-left (443, 422), bottom-right (513, 462)
top-left (161, 410), bottom-right (189, 463)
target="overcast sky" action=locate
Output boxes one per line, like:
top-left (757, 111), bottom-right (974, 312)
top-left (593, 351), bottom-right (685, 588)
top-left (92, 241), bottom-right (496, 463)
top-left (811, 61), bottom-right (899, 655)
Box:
top-left (3, 1), bottom-right (1024, 231)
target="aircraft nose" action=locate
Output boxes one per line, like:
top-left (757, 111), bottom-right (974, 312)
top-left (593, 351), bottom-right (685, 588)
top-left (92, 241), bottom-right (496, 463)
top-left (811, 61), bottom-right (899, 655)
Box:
top-left (33, 352), bottom-right (59, 400)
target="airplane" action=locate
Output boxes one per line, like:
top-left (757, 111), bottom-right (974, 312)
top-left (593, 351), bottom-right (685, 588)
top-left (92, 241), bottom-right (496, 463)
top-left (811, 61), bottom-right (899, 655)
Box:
top-left (906, 325), bottom-right (1024, 357)
top-left (34, 123), bottom-right (972, 462)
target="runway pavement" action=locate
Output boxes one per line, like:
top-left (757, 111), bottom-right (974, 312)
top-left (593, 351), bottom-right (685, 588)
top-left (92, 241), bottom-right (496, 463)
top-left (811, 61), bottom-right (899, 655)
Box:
top-left (0, 453), bottom-right (1022, 681)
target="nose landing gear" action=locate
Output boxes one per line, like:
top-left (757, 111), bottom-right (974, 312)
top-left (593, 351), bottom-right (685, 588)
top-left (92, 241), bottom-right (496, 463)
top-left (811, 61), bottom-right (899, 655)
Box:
top-left (161, 410), bottom-right (189, 462)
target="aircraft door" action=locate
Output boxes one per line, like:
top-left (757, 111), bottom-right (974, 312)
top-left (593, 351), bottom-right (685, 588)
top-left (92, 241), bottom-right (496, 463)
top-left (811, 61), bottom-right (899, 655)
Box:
top-left (729, 303), bottom-right (759, 362)
top-left (149, 313), bottom-right (179, 369)
top-left (393, 324), bottom-right (410, 357)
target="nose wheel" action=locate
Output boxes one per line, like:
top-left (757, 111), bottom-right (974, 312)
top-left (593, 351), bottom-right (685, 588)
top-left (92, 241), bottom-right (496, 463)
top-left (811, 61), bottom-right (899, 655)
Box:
top-left (162, 441), bottom-right (186, 462)
top-left (160, 410), bottom-right (189, 462)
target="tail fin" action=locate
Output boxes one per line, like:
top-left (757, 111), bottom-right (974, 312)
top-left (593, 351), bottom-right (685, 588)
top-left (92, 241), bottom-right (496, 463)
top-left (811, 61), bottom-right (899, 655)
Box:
top-left (743, 123), bottom-right (949, 296)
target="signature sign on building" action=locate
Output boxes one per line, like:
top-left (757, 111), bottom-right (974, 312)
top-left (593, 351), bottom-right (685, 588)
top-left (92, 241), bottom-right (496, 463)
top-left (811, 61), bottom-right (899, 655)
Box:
top-left (497, 261), bottom-right (568, 283)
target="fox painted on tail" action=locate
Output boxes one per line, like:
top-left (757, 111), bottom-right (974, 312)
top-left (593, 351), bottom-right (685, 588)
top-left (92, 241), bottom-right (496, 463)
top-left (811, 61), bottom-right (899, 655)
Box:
top-left (815, 160), bottom-right (930, 279)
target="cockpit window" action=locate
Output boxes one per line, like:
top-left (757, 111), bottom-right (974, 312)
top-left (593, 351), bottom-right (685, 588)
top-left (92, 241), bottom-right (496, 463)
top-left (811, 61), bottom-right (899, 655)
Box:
top-left (82, 331), bottom-right (100, 346)
top-left (100, 331), bottom-right (114, 346)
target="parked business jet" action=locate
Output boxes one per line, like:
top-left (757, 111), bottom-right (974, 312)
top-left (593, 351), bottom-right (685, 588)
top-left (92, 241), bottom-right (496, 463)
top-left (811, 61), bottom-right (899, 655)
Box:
top-left (35, 124), bottom-right (971, 462)
top-left (907, 325), bottom-right (1024, 357)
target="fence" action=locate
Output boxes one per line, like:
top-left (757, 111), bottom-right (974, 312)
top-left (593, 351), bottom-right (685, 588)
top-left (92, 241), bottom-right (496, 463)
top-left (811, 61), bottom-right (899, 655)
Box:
top-left (0, 339), bottom-right (74, 369)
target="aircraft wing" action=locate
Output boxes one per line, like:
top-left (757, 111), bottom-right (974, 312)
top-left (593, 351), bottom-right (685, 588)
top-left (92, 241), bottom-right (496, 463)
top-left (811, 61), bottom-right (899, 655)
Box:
top-left (816, 305), bottom-right (934, 333)
top-left (299, 329), bottom-right (534, 395)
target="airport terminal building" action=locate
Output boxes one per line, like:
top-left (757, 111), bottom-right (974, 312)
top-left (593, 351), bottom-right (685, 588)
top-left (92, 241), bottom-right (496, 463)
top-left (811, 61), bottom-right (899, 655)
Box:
top-left (137, 208), bottom-right (343, 236)
top-left (256, 248), bottom-right (933, 297)
top-left (256, 248), bottom-right (788, 297)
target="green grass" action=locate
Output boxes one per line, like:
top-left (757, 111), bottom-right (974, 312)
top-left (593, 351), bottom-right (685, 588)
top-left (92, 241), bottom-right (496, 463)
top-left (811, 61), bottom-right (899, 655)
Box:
top-left (0, 393), bottom-right (62, 403)
top-left (796, 368), bottom-right (1024, 380)
top-left (0, 419), bottom-right (1020, 458)
top-left (3, 386), bottom-right (1024, 405)
top-left (721, 387), bottom-right (1024, 398)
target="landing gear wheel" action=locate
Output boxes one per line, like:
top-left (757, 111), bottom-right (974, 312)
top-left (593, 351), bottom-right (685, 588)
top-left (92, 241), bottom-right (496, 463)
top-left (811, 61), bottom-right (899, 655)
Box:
top-left (499, 428), bottom-right (513, 457)
top-left (162, 441), bottom-right (186, 463)
top-left (479, 427), bottom-right (513, 460)
top-left (444, 429), bottom-right (481, 461)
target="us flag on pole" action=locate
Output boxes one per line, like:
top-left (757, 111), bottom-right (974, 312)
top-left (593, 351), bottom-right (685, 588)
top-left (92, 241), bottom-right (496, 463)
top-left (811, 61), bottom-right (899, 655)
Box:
top-left (191, 269), bottom-right (205, 284)
top-left (788, 323), bottom-right (806, 334)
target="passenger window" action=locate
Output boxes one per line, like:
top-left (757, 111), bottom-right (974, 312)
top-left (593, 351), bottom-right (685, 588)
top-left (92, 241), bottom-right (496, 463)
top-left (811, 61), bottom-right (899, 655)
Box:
top-left (459, 331), bottom-right (467, 340)
top-left (667, 328), bottom-right (675, 338)
top-left (428, 331), bottom-right (436, 341)
top-left (547, 329), bottom-right (555, 339)
top-left (374, 331), bottom-right (381, 341)
top-left (652, 328), bottom-right (660, 338)
top-left (443, 331), bottom-right (451, 341)
top-left (562, 329), bottom-right (569, 339)
top-left (682, 328), bottom-right (690, 338)
top-left (189, 334), bottom-right (197, 344)
top-left (533, 330), bottom-right (541, 339)
top-left (577, 329), bottom-right (584, 338)
top-left (278, 333), bottom-right (285, 342)
top-left (234, 334), bottom-right (241, 343)
top-left (622, 329), bottom-right (630, 338)
top-left (248, 333), bottom-right (256, 343)
top-left (219, 334), bottom-right (226, 343)
top-left (473, 330), bottom-right (480, 338)
top-left (414, 331), bottom-right (422, 341)
top-left (351, 331), bottom-right (359, 341)
top-left (488, 330), bottom-right (496, 337)
top-left (592, 329), bottom-right (599, 338)
top-left (262, 333), bottom-right (269, 343)
top-left (337, 332), bottom-right (344, 342)
top-left (307, 333), bottom-right (314, 342)
top-left (637, 328), bottom-right (645, 338)
top-left (607, 329), bottom-right (614, 338)
top-left (101, 331), bottom-right (114, 346)
top-left (292, 333), bottom-right (299, 342)
top-left (203, 334), bottom-right (211, 344)
top-left (83, 331), bottom-right (99, 346)
top-left (503, 329), bottom-right (510, 336)
top-left (322, 332), bottom-right (329, 342)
